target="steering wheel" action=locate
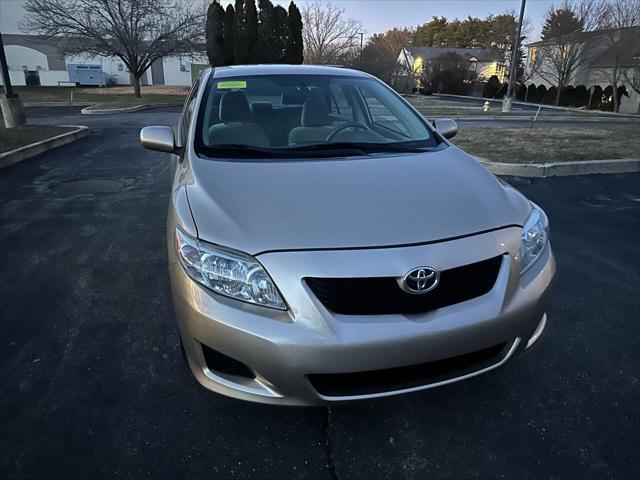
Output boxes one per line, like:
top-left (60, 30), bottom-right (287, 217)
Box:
top-left (326, 122), bottom-right (371, 142)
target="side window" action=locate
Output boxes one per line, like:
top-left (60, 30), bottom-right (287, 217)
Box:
top-left (180, 80), bottom-right (199, 144)
top-left (329, 83), bottom-right (353, 120)
top-left (360, 87), bottom-right (410, 136)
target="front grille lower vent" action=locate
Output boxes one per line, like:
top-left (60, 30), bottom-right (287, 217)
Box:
top-left (308, 342), bottom-right (509, 397)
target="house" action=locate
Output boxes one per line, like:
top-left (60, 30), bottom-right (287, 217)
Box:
top-left (524, 26), bottom-right (640, 113)
top-left (397, 46), bottom-right (507, 84)
top-left (0, 33), bottom-right (207, 87)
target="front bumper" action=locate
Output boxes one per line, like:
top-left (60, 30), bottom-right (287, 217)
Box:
top-left (169, 227), bottom-right (556, 406)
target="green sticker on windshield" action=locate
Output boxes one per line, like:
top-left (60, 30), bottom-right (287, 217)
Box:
top-left (217, 80), bottom-right (247, 89)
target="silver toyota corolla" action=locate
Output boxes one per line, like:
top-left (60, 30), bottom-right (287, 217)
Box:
top-left (140, 65), bottom-right (555, 406)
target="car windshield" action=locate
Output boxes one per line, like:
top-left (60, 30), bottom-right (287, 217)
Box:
top-left (194, 73), bottom-right (439, 157)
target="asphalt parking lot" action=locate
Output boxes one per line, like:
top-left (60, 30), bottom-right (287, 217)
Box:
top-left (1, 107), bottom-right (638, 479)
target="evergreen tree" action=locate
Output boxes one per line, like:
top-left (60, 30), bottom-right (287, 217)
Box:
top-left (257, 0), bottom-right (274, 62)
top-left (360, 28), bottom-right (413, 84)
top-left (413, 13), bottom-right (522, 51)
top-left (206, 1), bottom-right (226, 66)
top-left (457, 16), bottom-right (489, 48)
top-left (414, 17), bottom-right (448, 46)
top-left (223, 4), bottom-right (236, 65)
top-left (541, 8), bottom-right (584, 40)
top-left (245, 0), bottom-right (259, 63)
top-left (271, 5), bottom-right (289, 63)
top-left (489, 13), bottom-right (519, 51)
top-left (234, 0), bottom-right (247, 63)
top-left (286, 1), bottom-right (303, 64)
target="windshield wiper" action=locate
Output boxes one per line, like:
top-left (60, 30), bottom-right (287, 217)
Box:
top-left (201, 143), bottom-right (369, 158)
top-left (287, 142), bottom-right (428, 153)
top-left (199, 144), bottom-right (280, 157)
top-left (198, 142), bottom-right (430, 160)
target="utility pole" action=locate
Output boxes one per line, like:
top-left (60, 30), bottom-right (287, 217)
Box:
top-left (502, 0), bottom-right (526, 112)
top-left (0, 31), bottom-right (26, 127)
top-left (359, 32), bottom-right (364, 68)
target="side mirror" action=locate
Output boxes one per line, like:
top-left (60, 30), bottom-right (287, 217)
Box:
top-left (433, 118), bottom-right (458, 140)
top-left (140, 126), bottom-right (176, 153)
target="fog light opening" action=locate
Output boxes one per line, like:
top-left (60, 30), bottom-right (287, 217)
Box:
top-left (201, 344), bottom-right (255, 379)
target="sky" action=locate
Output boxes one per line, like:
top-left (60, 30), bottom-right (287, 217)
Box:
top-left (1, 0), bottom-right (558, 42)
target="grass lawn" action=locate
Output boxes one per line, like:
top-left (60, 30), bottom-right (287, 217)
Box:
top-left (0, 125), bottom-right (76, 154)
top-left (14, 85), bottom-right (187, 106)
top-left (453, 125), bottom-right (640, 163)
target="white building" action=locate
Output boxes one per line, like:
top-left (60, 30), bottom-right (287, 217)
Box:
top-left (524, 27), bottom-right (640, 114)
top-left (398, 46), bottom-right (507, 83)
top-left (0, 0), bottom-right (207, 88)
top-left (0, 33), bottom-right (207, 87)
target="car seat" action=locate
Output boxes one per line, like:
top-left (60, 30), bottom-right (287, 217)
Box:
top-left (288, 98), bottom-right (335, 145)
top-left (208, 91), bottom-right (270, 147)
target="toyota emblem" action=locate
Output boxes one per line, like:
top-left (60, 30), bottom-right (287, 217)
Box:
top-left (400, 267), bottom-right (440, 294)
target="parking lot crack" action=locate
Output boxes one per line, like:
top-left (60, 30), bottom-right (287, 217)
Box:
top-left (323, 406), bottom-right (341, 480)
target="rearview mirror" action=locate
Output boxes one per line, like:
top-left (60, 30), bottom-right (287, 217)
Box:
top-left (433, 118), bottom-right (458, 140)
top-left (140, 126), bottom-right (176, 153)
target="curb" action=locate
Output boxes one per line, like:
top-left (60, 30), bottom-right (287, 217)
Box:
top-left (452, 114), bottom-right (640, 125)
top-left (0, 125), bottom-right (89, 169)
top-left (24, 102), bottom-right (92, 107)
top-left (475, 156), bottom-right (640, 177)
top-left (81, 102), bottom-right (183, 115)
top-left (451, 116), bottom-right (637, 122)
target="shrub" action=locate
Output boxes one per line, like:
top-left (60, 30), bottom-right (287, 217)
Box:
top-left (421, 53), bottom-right (477, 95)
top-left (482, 75), bottom-right (502, 98)
top-left (574, 85), bottom-right (588, 107)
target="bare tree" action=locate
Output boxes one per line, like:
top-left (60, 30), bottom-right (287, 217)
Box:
top-left (23, 0), bottom-right (204, 97)
top-left (595, 0), bottom-right (640, 112)
top-left (522, 46), bottom-right (544, 85)
top-left (301, 0), bottom-right (362, 65)
top-left (532, 0), bottom-right (599, 105)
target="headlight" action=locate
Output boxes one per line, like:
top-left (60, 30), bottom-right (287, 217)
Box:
top-left (520, 203), bottom-right (549, 273)
top-left (175, 227), bottom-right (286, 310)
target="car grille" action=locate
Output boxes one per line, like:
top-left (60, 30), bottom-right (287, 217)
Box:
top-left (305, 255), bottom-right (503, 315)
top-left (307, 342), bottom-right (509, 397)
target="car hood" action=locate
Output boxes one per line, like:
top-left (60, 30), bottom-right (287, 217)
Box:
top-left (185, 147), bottom-right (531, 255)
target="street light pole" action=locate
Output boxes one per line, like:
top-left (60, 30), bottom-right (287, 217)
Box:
top-left (0, 30), bottom-right (26, 127)
top-left (359, 32), bottom-right (364, 69)
top-left (502, 0), bottom-right (526, 112)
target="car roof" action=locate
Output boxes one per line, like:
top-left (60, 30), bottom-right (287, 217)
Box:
top-left (208, 64), bottom-right (367, 78)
